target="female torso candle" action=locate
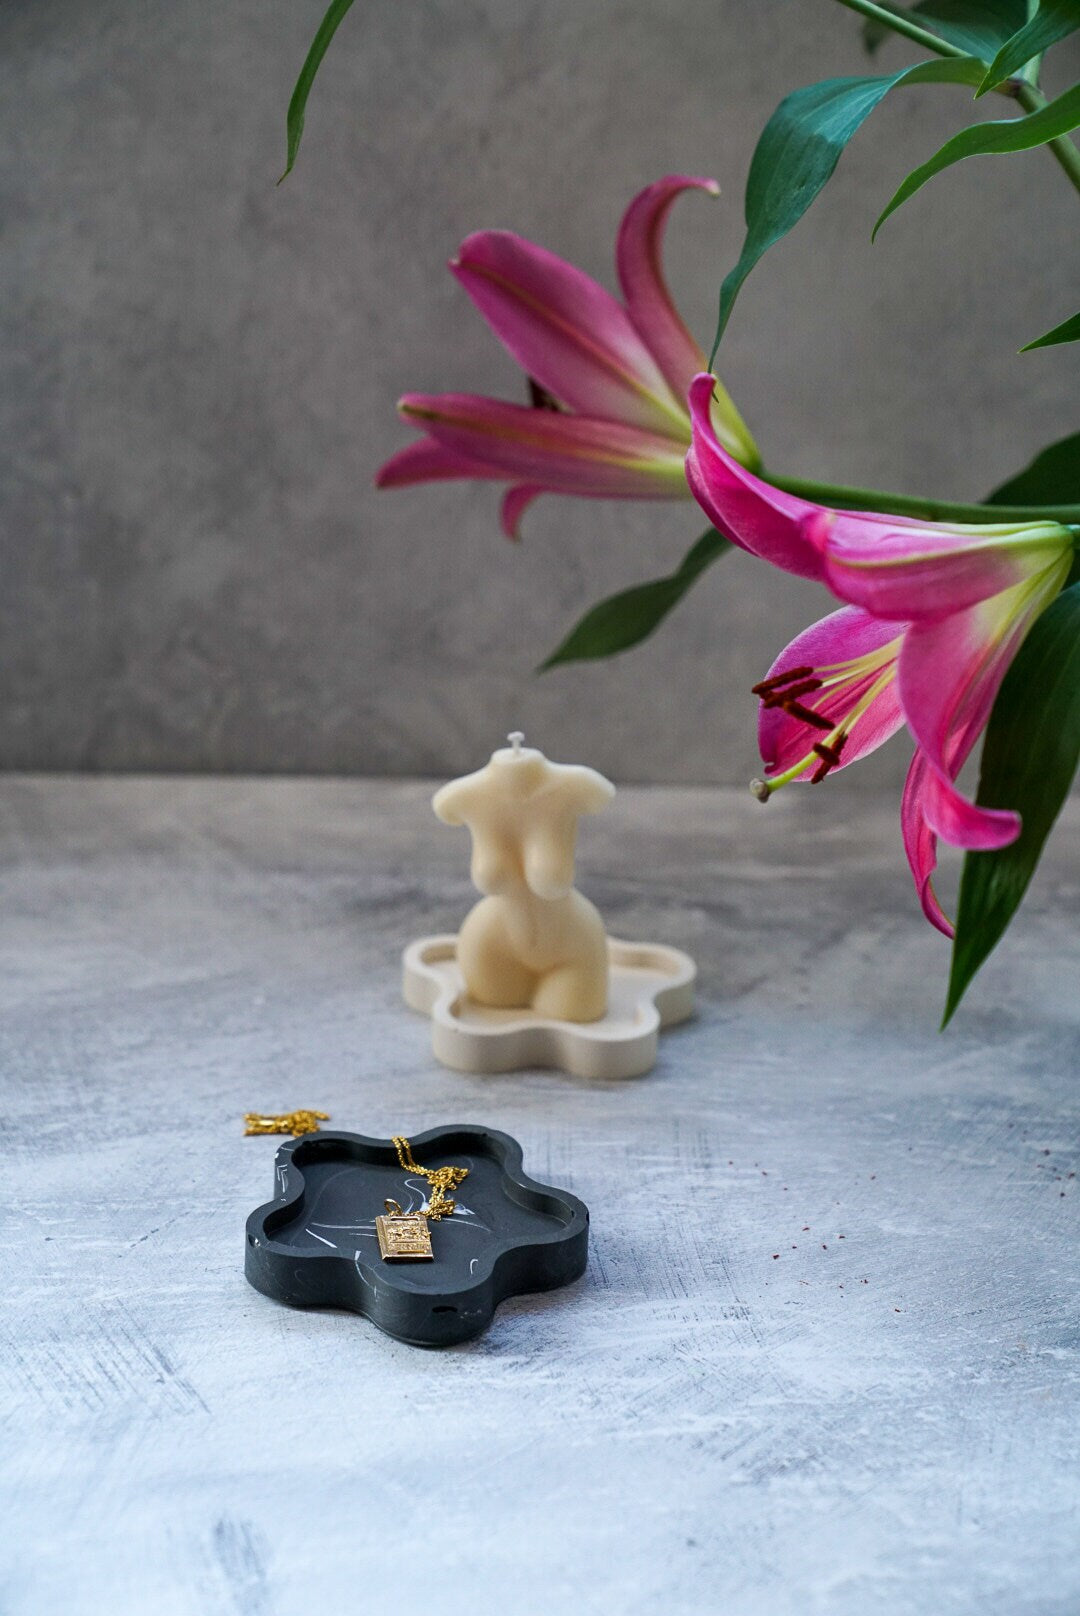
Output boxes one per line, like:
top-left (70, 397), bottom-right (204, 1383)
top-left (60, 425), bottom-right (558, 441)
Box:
top-left (432, 733), bottom-right (615, 1022)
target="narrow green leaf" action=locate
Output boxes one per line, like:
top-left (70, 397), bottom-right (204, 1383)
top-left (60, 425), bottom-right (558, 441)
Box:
top-left (985, 429), bottom-right (1080, 505)
top-left (874, 81), bottom-right (1080, 236)
top-left (539, 529), bottom-right (731, 671)
top-left (710, 57), bottom-right (984, 358)
top-left (863, 0), bottom-right (1027, 55)
top-left (976, 0), bottom-right (1080, 96)
top-left (1021, 309), bottom-right (1080, 351)
top-left (280, 0), bottom-right (355, 183)
top-left (944, 579), bottom-right (1080, 1022)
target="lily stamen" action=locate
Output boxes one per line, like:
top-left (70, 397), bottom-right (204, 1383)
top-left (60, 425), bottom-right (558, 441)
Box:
top-left (751, 665), bottom-right (814, 695)
top-left (758, 677), bottom-right (824, 705)
top-left (749, 654), bottom-right (901, 802)
top-left (776, 699), bottom-right (833, 730)
top-left (810, 734), bottom-right (848, 783)
top-left (752, 665), bottom-right (832, 731)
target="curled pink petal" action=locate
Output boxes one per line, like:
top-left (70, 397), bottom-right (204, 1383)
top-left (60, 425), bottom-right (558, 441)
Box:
top-left (399, 392), bottom-right (691, 497)
top-left (451, 230), bottom-right (685, 435)
top-left (686, 375), bottom-right (827, 581)
top-left (901, 742), bottom-right (1017, 947)
top-left (901, 751), bottom-right (954, 937)
top-left (920, 764), bottom-right (1020, 851)
top-left (615, 176), bottom-right (717, 399)
top-left (757, 607), bottom-right (906, 776)
top-left (618, 181), bottom-right (757, 465)
top-left (375, 437), bottom-right (501, 488)
top-left (893, 582), bottom-right (1067, 859)
top-left (500, 484), bottom-right (542, 540)
top-left (898, 559), bottom-right (1068, 793)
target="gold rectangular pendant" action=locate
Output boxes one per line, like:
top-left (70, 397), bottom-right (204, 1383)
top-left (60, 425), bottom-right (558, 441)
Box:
top-left (376, 1210), bottom-right (434, 1262)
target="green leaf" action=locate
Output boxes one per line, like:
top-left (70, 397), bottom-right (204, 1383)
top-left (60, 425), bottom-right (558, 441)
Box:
top-left (874, 81), bottom-right (1080, 236)
top-left (863, 0), bottom-right (1027, 56)
top-left (539, 529), bottom-right (731, 670)
top-left (1021, 309), bottom-right (1080, 351)
top-left (976, 0), bottom-right (1080, 96)
top-left (280, 0), bottom-right (355, 183)
top-left (986, 429), bottom-right (1080, 505)
top-left (944, 579), bottom-right (1080, 1023)
top-left (710, 57), bottom-right (984, 359)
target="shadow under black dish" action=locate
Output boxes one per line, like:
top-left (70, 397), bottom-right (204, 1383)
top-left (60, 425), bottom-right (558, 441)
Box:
top-left (244, 1126), bottom-right (589, 1346)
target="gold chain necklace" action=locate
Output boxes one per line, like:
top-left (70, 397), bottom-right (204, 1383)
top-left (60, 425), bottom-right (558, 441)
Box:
top-left (392, 1135), bottom-right (468, 1218)
top-left (376, 1136), bottom-right (469, 1262)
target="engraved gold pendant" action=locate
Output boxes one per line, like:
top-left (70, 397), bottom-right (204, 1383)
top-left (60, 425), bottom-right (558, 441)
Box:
top-left (376, 1199), bottom-right (434, 1262)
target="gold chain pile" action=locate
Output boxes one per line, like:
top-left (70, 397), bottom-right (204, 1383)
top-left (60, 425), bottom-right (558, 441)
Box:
top-left (392, 1135), bottom-right (468, 1219)
top-left (244, 1109), bottom-right (329, 1137)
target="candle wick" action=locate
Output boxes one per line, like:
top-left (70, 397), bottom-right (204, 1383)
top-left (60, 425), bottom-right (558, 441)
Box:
top-left (508, 731), bottom-right (524, 756)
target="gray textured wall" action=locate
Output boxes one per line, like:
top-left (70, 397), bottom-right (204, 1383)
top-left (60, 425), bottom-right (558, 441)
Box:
top-left (2, 0), bottom-right (1077, 783)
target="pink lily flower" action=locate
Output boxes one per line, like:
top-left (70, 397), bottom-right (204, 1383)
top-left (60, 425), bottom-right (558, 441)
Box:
top-left (686, 373), bottom-right (1074, 933)
top-left (376, 177), bottom-right (758, 538)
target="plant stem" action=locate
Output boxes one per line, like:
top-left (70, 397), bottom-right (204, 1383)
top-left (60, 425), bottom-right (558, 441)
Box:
top-left (831, 0), bottom-right (1080, 198)
top-left (1013, 80), bottom-right (1080, 198)
top-left (765, 467), bottom-right (1080, 525)
top-left (830, 0), bottom-right (968, 59)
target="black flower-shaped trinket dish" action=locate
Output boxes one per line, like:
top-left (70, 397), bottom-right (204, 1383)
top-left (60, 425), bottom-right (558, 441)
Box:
top-left (244, 1125), bottom-right (589, 1347)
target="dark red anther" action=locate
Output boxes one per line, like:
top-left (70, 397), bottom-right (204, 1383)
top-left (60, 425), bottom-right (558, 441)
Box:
top-left (810, 732), bottom-right (848, 783)
top-left (783, 701), bottom-right (834, 731)
top-left (777, 678), bottom-right (824, 700)
top-left (751, 665), bottom-right (815, 696)
top-left (757, 692), bottom-right (833, 729)
top-left (758, 678), bottom-right (824, 708)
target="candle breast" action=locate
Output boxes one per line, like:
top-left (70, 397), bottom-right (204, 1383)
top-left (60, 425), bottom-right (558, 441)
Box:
top-left (433, 739), bottom-right (614, 1022)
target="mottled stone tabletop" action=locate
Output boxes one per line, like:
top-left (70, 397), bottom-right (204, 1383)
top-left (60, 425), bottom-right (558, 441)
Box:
top-left (2, 777), bottom-right (1078, 1616)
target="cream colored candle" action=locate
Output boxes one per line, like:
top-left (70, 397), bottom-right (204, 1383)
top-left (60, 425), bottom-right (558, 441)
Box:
top-left (432, 734), bottom-right (615, 1022)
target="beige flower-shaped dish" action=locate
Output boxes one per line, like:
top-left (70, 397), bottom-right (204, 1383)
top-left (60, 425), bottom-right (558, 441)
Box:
top-left (403, 935), bottom-right (695, 1079)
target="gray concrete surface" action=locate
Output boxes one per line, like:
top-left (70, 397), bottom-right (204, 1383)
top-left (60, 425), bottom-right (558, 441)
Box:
top-left (1, 1), bottom-right (1079, 782)
top-left (2, 775), bottom-right (1078, 1614)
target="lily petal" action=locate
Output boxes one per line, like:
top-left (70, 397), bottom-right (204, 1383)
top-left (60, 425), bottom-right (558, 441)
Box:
top-left (901, 742), bottom-right (1019, 943)
top-left (823, 513), bottom-right (1071, 621)
top-left (758, 607), bottom-right (906, 776)
top-left (399, 392), bottom-right (691, 497)
top-left (500, 484), bottom-right (542, 541)
top-left (897, 559), bottom-right (1068, 841)
top-left (374, 437), bottom-right (500, 488)
top-left (618, 177), bottom-right (758, 465)
top-left (920, 760), bottom-right (1020, 851)
top-left (686, 374), bottom-right (827, 581)
top-left (901, 750), bottom-right (954, 937)
top-left (616, 176), bottom-right (715, 400)
top-left (451, 230), bottom-right (687, 436)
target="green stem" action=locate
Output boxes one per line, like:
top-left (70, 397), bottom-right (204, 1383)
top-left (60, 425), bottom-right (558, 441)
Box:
top-left (830, 0), bottom-right (1080, 200)
top-left (765, 467), bottom-right (1080, 524)
top-left (830, 0), bottom-right (968, 58)
top-left (1013, 80), bottom-right (1080, 199)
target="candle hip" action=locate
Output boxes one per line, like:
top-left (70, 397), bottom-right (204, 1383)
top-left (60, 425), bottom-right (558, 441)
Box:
top-left (432, 735), bottom-right (615, 1023)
